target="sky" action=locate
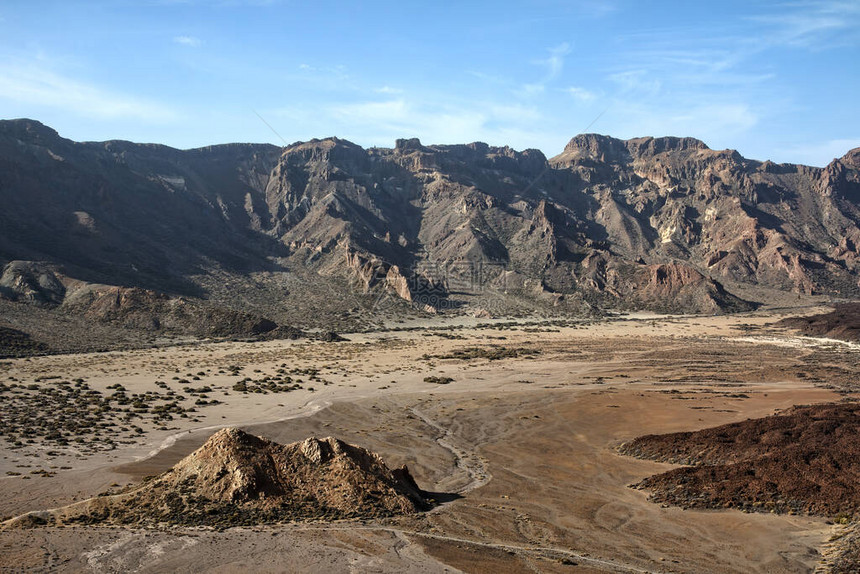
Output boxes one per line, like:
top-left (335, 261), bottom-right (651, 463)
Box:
top-left (0, 1), bottom-right (858, 166)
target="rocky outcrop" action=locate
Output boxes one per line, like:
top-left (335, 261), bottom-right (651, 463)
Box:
top-left (778, 303), bottom-right (860, 342)
top-left (0, 260), bottom-right (291, 339)
top-left (627, 262), bottom-right (753, 314)
top-left (0, 261), bottom-right (66, 305)
top-left (62, 284), bottom-right (282, 337)
top-left (619, 403), bottom-right (860, 517)
top-left (3, 428), bottom-right (429, 528)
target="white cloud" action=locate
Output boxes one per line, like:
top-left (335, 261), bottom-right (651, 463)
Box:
top-left (567, 86), bottom-right (597, 102)
top-left (173, 35), bottom-right (202, 47)
top-left (296, 63), bottom-right (349, 81)
top-left (374, 85), bottom-right (403, 95)
top-left (517, 83), bottom-right (545, 97)
top-left (543, 42), bottom-right (571, 79)
top-left (588, 1), bottom-right (859, 163)
top-left (466, 70), bottom-right (508, 85)
top-left (532, 42), bottom-right (571, 83)
top-left (0, 61), bottom-right (177, 121)
top-left (517, 43), bottom-right (572, 99)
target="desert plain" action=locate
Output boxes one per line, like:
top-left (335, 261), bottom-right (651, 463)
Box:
top-left (1, 306), bottom-right (858, 573)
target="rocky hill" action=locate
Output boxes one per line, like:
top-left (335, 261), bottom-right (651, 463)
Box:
top-left (4, 428), bottom-right (429, 528)
top-left (618, 403), bottom-right (860, 516)
top-left (619, 403), bottom-right (860, 573)
top-left (3, 119), bottom-right (860, 345)
top-left (778, 303), bottom-right (860, 342)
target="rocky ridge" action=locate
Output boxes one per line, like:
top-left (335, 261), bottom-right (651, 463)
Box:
top-left (3, 119), bottom-right (860, 346)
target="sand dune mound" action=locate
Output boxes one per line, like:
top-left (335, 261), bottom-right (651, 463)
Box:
top-left (619, 403), bottom-right (860, 516)
top-left (6, 428), bottom-right (429, 528)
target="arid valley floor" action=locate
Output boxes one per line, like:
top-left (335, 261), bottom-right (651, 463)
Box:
top-left (2, 307), bottom-right (859, 573)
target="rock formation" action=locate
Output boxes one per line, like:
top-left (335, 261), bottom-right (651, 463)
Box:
top-left (618, 403), bottom-right (860, 516)
top-left (778, 303), bottom-right (860, 342)
top-left (3, 428), bottom-right (429, 528)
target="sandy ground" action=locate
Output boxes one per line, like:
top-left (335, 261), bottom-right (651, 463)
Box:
top-left (1, 307), bottom-right (857, 573)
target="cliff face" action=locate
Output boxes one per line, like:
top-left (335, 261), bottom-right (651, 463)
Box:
top-left (3, 118), bottom-right (860, 333)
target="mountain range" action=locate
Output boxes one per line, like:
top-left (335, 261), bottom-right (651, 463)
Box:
top-left (2, 118), bottom-right (859, 350)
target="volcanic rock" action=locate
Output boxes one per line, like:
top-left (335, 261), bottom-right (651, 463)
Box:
top-left (778, 304), bottom-right (860, 343)
top-left (619, 403), bottom-right (860, 516)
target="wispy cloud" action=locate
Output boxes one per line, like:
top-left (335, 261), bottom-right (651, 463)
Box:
top-left (0, 60), bottom-right (177, 121)
top-left (297, 63), bottom-right (349, 80)
top-left (608, 70), bottom-right (662, 97)
top-left (517, 42), bottom-right (573, 98)
top-left (541, 42), bottom-right (571, 80)
top-left (173, 35), bottom-right (202, 47)
top-left (588, 0), bottom-right (860, 155)
top-left (330, 99), bottom-right (409, 125)
top-left (601, 100), bottom-right (759, 150)
top-left (272, 94), bottom-right (552, 150)
top-left (567, 86), bottom-right (597, 102)
top-left (612, 1), bottom-right (860, 86)
top-left (774, 137), bottom-right (860, 167)
top-left (747, 0), bottom-right (860, 48)
top-left (518, 83), bottom-right (545, 97)
top-left (374, 85), bottom-right (402, 95)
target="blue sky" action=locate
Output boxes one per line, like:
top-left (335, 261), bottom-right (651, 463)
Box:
top-left (0, 1), bottom-right (858, 166)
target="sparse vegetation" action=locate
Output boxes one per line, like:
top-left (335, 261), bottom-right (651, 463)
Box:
top-left (0, 377), bottom-right (215, 457)
top-left (423, 376), bottom-right (454, 385)
top-left (425, 346), bottom-right (541, 361)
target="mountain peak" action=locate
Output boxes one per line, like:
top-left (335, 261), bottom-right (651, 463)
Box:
top-left (561, 133), bottom-right (629, 162)
top-left (841, 147), bottom-right (860, 168)
top-left (394, 137), bottom-right (431, 153)
top-left (280, 137), bottom-right (368, 168)
top-left (0, 118), bottom-right (62, 144)
top-left (625, 136), bottom-right (709, 157)
top-left (201, 426), bottom-right (269, 451)
top-left (558, 133), bottom-right (711, 163)
top-left (284, 136), bottom-right (362, 153)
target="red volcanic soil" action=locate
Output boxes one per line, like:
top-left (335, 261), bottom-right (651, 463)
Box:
top-left (779, 304), bottom-right (860, 343)
top-left (619, 403), bottom-right (860, 516)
